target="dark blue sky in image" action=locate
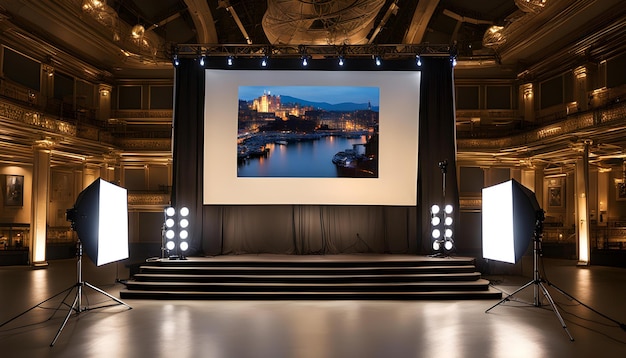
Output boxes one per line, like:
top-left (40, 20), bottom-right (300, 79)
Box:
top-left (239, 86), bottom-right (379, 106)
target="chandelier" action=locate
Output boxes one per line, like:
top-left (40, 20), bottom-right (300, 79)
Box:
top-left (482, 26), bottom-right (506, 48)
top-left (515, 0), bottom-right (548, 13)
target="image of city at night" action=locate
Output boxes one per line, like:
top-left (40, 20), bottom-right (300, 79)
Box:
top-left (237, 86), bottom-right (379, 178)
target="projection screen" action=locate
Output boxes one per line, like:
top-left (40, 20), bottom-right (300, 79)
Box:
top-left (204, 70), bottom-right (420, 205)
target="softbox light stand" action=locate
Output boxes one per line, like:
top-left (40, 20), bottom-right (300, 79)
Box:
top-left (0, 240), bottom-right (131, 347)
top-left (485, 211), bottom-right (574, 341)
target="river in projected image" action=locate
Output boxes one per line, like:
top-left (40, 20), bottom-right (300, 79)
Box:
top-left (237, 134), bottom-right (375, 178)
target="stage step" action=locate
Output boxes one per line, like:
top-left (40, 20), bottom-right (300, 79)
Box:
top-left (120, 255), bottom-right (502, 300)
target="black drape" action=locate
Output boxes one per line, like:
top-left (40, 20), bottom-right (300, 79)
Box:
top-left (417, 57), bottom-right (460, 254)
top-left (171, 59), bottom-right (205, 255)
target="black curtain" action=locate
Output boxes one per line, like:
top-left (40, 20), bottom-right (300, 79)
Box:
top-left (200, 205), bottom-right (417, 255)
top-left (417, 57), bottom-right (460, 254)
top-left (171, 59), bottom-right (205, 255)
top-left (171, 58), bottom-right (457, 256)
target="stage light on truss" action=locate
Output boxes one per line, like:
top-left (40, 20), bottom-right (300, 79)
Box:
top-left (375, 55), bottom-right (381, 66)
top-left (199, 56), bottom-right (205, 66)
top-left (338, 56), bottom-right (344, 66)
top-left (227, 56), bottom-right (233, 66)
top-left (416, 55), bottom-right (422, 66)
top-left (261, 56), bottom-right (268, 67)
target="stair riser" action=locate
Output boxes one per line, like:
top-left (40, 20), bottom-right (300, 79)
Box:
top-left (120, 291), bottom-right (502, 300)
top-left (132, 275), bottom-right (481, 283)
top-left (138, 267), bottom-right (477, 276)
top-left (124, 283), bottom-right (491, 293)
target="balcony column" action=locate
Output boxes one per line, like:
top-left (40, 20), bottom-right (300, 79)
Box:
top-left (575, 140), bottom-right (592, 265)
top-left (521, 83), bottom-right (535, 124)
top-left (41, 64), bottom-right (54, 108)
top-left (100, 153), bottom-right (120, 183)
top-left (30, 139), bottom-right (54, 267)
top-left (97, 84), bottom-right (112, 121)
top-left (573, 66), bottom-right (588, 112)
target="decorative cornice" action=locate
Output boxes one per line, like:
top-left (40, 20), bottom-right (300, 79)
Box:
top-left (128, 192), bottom-right (170, 206)
top-left (116, 138), bottom-right (172, 151)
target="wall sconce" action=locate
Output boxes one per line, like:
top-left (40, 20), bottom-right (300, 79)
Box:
top-left (99, 88), bottom-right (110, 97)
top-left (43, 65), bottom-right (54, 77)
top-left (574, 66), bottom-right (587, 79)
top-left (523, 83), bottom-right (533, 99)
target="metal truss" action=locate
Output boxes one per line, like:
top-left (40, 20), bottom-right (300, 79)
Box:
top-left (173, 43), bottom-right (454, 60)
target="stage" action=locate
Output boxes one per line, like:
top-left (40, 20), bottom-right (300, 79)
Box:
top-left (120, 254), bottom-right (501, 300)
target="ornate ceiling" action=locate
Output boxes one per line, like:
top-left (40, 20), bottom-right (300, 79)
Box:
top-left (0, 0), bottom-right (622, 77)
top-left (0, 0), bottom-right (624, 171)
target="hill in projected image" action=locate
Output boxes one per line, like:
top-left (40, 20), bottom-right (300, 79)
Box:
top-left (237, 86), bottom-right (379, 178)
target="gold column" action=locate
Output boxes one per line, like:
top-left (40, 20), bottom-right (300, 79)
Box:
top-left (575, 140), bottom-right (592, 265)
top-left (534, 163), bottom-right (545, 209)
top-left (30, 139), bottom-right (54, 267)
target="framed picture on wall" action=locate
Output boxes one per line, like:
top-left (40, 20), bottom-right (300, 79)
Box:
top-left (548, 185), bottom-right (563, 208)
top-left (4, 175), bottom-right (24, 206)
top-left (617, 181), bottom-right (626, 201)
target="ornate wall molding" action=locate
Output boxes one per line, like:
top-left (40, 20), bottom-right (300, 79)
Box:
top-left (0, 101), bottom-right (77, 136)
top-left (128, 193), bottom-right (170, 206)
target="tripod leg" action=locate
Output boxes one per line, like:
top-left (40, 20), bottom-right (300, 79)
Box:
top-left (50, 291), bottom-right (80, 347)
top-left (485, 279), bottom-right (536, 313)
top-left (83, 282), bottom-right (132, 309)
top-left (0, 285), bottom-right (76, 328)
top-left (47, 285), bottom-right (80, 322)
top-left (538, 282), bottom-right (574, 341)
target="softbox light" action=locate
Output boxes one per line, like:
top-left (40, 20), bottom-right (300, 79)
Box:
top-left (482, 179), bottom-right (541, 264)
top-left (66, 178), bottom-right (129, 266)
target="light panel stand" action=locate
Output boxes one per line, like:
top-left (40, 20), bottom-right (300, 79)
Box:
top-left (485, 211), bottom-right (574, 341)
top-left (0, 240), bottom-right (131, 347)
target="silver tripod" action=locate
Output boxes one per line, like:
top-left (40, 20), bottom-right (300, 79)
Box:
top-left (485, 210), bottom-right (574, 341)
top-left (0, 240), bottom-right (132, 346)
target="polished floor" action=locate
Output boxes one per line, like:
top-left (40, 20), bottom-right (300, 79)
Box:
top-left (1, 255), bottom-right (626, 358)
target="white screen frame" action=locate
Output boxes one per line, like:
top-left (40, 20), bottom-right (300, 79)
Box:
top-left (203, 70), bottom-right (420, 205)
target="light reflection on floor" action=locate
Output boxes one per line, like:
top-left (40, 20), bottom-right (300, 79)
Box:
top-left (1, 257), bottom-right (626, 358)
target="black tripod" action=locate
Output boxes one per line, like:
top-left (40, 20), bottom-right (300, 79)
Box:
top-left (0, 240), bottom-right (131, 346)
top-left (485, 210), bottom-right (574, 341)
